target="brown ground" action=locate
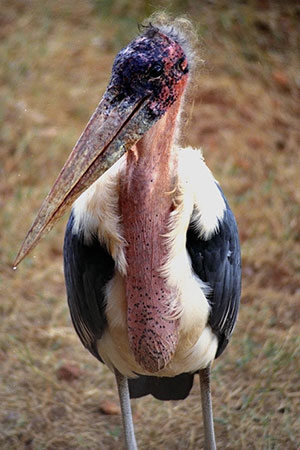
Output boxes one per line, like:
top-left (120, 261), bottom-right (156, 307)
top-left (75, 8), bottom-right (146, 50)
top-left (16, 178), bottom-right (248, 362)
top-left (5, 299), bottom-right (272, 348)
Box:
top-left (1, 1), bottom-right (299, 449)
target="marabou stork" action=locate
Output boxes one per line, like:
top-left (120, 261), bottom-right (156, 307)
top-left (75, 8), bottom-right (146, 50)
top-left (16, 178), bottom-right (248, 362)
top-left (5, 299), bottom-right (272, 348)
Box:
top-left (15, 17), bottom-right (241, 450)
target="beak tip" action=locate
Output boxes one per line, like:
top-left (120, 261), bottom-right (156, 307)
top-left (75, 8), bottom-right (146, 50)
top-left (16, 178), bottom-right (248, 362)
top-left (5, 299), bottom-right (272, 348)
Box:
top-left (13, 249), bottom-right (25, 269)
top-left (13, 234), bottom-right (35, 269)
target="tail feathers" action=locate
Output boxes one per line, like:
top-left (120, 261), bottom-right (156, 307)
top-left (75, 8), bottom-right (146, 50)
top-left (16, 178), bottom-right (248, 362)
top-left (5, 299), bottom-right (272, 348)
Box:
top-left (128, 373), bottom-right (194, 400)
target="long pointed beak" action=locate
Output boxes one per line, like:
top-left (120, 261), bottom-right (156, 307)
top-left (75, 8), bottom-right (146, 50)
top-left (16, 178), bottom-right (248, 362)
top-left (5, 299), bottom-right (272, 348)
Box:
top-left (14, 87), bottom-right (153, 267)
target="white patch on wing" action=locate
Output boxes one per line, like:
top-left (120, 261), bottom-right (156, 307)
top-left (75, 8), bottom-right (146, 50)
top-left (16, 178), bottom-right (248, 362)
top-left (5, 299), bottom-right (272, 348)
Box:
top-left (179, 147), bottom-right (226, 240)
top-left (72, 156), bottom-right (128, 276)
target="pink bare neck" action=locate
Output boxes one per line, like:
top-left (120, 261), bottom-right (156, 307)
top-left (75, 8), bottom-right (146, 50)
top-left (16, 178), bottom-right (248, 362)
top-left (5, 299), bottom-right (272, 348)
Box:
top-left (120, 99), bottom-right (182, 373)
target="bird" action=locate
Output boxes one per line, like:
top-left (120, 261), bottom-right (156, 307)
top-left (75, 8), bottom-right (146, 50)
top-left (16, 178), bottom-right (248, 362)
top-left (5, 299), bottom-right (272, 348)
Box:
top-left (14, 16), bottom-right (241, 450)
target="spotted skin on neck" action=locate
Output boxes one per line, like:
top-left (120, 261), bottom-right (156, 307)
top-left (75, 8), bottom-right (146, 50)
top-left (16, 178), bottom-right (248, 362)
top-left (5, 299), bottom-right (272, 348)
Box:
top-left (120, 97), bottom-right (185, 373)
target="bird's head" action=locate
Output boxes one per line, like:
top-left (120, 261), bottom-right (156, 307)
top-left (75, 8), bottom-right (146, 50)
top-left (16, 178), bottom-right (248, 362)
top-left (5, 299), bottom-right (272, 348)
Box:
top-left (14, 21), bottom-right (192, 267)
top-left (109, 26), bottom-right (189, 119)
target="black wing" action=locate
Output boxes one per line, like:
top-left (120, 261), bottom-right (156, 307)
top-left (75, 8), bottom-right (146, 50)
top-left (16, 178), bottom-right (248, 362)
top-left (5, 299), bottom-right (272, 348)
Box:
top-left (63, 211), bottom-right (115, 361)
top-left (186, 187), bottom-right (241, 358)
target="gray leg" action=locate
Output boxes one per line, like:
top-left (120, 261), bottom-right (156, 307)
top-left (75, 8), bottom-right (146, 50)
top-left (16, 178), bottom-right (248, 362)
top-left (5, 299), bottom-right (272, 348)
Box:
top-left (115, 369), bottom-right (138, 450)
top-left (199, 366), bottom-right (217, 450)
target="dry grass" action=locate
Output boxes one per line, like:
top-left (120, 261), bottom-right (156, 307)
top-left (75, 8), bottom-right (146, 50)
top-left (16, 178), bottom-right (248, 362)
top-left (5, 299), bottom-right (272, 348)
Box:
top-left (1, 1), bottom-right (300, 449)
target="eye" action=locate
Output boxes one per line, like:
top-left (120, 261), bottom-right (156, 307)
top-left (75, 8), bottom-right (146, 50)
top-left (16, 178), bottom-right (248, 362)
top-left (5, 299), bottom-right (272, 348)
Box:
top-left (175, 57), bottom-right (188, 73)
top-left (147, 63), bottom-right (164, 79)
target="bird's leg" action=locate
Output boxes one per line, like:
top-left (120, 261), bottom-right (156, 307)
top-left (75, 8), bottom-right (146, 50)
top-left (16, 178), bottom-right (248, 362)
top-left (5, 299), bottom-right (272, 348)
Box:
top-left (114, 368), bottom-right (138, 450)
top-left (199, 366), bottom-right (217, 450)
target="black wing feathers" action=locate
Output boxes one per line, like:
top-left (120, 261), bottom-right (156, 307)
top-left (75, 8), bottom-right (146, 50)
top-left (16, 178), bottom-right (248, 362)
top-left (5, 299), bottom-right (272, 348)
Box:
top-left (63, 212), bottom-right (115, 361)
top-left (186, 187), bottom-right (241, 358)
